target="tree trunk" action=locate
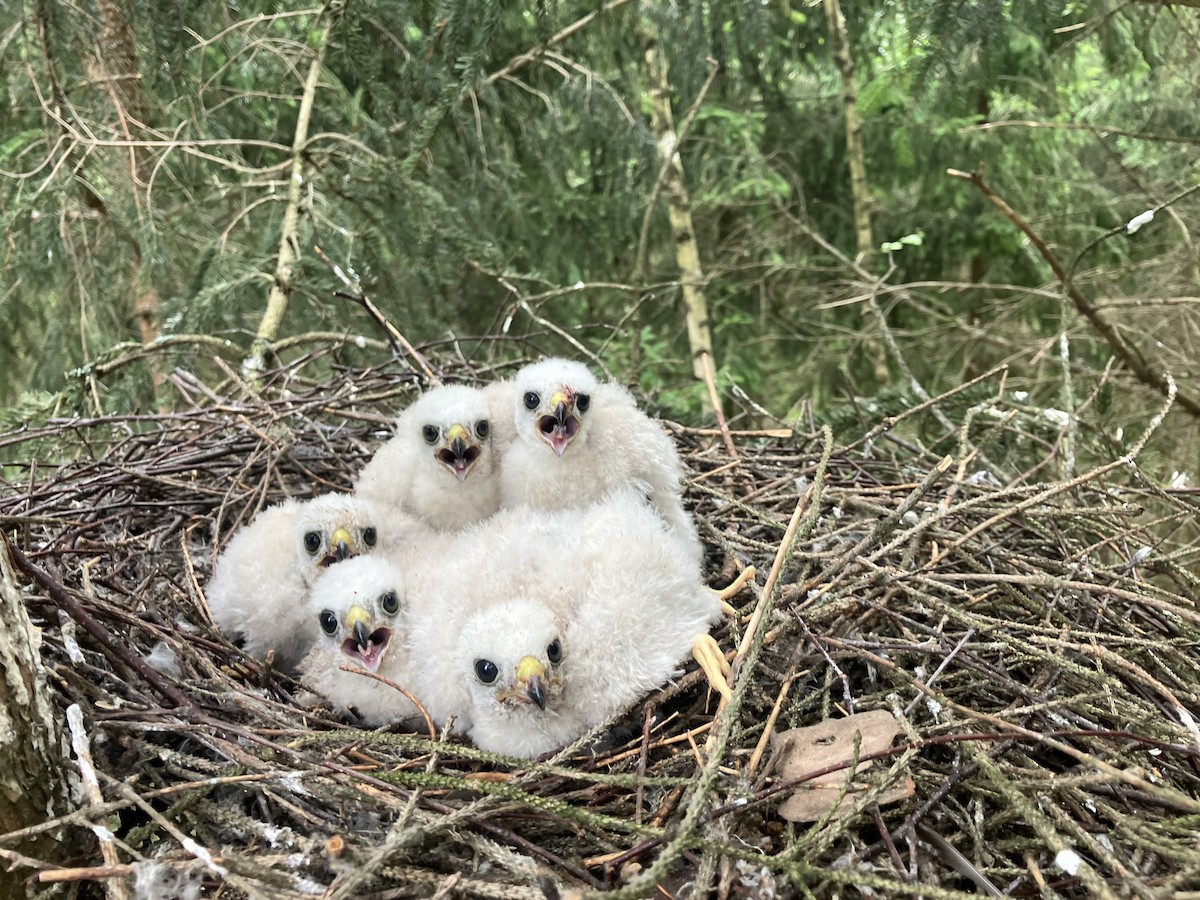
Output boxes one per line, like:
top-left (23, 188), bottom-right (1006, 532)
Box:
top-left (92, 0), bottom-right (164, 363)
top-left (640, 15), bottom-right (717, 397)
top-left (243, 28), bottom-right (330, 379)
top-left (0, 548), bottom-right (76, 897)
top-left (823, 0), bottom-right (873, 262)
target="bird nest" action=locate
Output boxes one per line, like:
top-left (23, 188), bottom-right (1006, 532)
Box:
top-left (3, 345), bottom-right (1200, 899)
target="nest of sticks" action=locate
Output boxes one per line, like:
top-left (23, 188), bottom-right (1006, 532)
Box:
top-left (3, 344), bottom-right (1200, 899)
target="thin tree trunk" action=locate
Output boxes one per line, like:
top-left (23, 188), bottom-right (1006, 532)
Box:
top-left (93, 0), bottom-right (164, 373)
top-left (0, 549), bottom-right (75, 897)
top-left (640, 16), bottom-right (717, 398)
top-left (243, 28), bottom-right (329, 378)
top-left (823, 0), bottom-right (873, 261)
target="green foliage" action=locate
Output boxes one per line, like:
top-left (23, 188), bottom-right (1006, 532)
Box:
top-left (0, 0), bottom-right (1196, 480)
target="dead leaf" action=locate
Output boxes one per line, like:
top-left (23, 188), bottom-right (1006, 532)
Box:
top-left (768, 709), bottom-right (912, 822)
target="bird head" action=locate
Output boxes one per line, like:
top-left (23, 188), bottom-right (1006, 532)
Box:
top-left (513, 358), bottom-right (599, 457)
top-left (458, 598), bottom-right (565, 718)
top-left (296, 494), bottom-right (380, 573)
top-left (404, 385), bottom-right (494, 483)
top-left (310, 556), bottom-right (406, 674)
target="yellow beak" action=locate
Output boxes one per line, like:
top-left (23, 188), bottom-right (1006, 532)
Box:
top-left (345, 604), bottom-right (372, 648)
top-left (329, 527), bottom-right (354, 561)
top-left (515, 655), bottom-right (548, 710)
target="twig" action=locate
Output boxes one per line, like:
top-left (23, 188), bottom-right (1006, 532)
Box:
top-left (5, 538), bottom-right (200, 712)
top-left (700, 348), bottom-right (739, 461)
top-left (65, 704), bottom-right (133, 900)
top-left (947, 167), bottom-right (1200, 418)
top-left (337, 664), bottom-right (437, 740)
top-left (314, 243), bottom-right (439, 384)
top-left (481, 0), bottom-right (634, 89)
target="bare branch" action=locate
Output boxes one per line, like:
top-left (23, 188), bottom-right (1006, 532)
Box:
top-left (948, 167), bottom-right (1200, 419)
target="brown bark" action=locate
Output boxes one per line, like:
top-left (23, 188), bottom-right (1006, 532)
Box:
top-left (0, 549), bottom-right (76, 897)
top-left (92, 0), bottom-right (163, 354)
top-left (823, 0), bottom-right (873, 261)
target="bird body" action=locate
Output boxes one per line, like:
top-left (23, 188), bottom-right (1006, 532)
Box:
top-left (496, 359), bottom-right (701, 564)
top-left (206, 493), bottom-right (381, 670)
top-left (406, 490), bottom-right (719, 757)
top-left (299, 555), bottom-right (418, 726)
top-left (355, 385), bottom-right (500, 532)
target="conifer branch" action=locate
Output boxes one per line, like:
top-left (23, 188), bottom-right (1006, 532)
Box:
top-left (313, 244), bottom-right (439, 384)
top-left (948, 167), bottom-right (1200, 419)
top-left (482, 0), bottom-right (635, 88)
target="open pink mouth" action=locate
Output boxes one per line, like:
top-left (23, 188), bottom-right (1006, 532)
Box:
top-left (341, 627), bottom-right (393, 672)
top-left (436, 445), bottom-right (481, 481)
top-left (537, 415), bottom-right (579, 457)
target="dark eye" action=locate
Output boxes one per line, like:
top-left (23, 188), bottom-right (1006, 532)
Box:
top-left (380, 590), bottom-right (399, 616)
top-left (422, 424), bottom-right (439, 444)
top-left (304, 531), bottom-right (322, 554)
top-left (362, 527), bottom-right (377, 547)
top-left (475, 419), bottom-right (489, 438)
top-left (319, 610), bottom-right (338, 635)
top-left (547, 640), bottom-right (563, 664)
top-left (576, 393), bottom-right (591, 413)
top-left (474, 659), bottom-right (499, 684)
top-left (523, 391), bottom-right (540, 410)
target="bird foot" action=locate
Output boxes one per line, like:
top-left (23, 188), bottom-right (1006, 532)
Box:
top-left (692, 632), bottom-right (732, 702)
top-left (712, 565), bottom-right (757, 616)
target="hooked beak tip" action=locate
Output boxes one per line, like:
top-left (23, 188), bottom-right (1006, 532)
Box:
top-left (353, 620), bottom-right (370, 650)
top-left (526, 675), bottom-right (547, 710)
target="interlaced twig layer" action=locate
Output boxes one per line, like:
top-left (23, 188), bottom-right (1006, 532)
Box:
top-left (1, 345), bottom-right (1197, 898)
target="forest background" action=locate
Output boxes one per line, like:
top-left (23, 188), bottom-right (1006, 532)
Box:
top-left (1, 0), bottom-right (1198, 485)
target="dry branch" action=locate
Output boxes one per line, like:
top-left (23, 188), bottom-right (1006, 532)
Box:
top-left (948, 167), bottom-right (1200, 418)
top-left (0, 346), bottom-right (1198, 896)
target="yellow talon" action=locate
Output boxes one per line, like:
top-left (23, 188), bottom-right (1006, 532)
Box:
top-left (712, 565), bottom-right (757, 615)
top-left (692, 633), bottom-right (732, 701)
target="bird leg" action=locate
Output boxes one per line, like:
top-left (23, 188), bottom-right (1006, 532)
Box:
top-left (692, 632), bottom-right (732, 702)
top-left (711, 564), bottom-right (757, 616)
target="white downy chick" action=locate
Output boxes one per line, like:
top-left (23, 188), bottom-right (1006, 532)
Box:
top-left (497, 358), bottom-right (701, 564)
top-left (299, 555), bottom-right (418, 726)
top-left (456, 598), bottom-right (577, 758)
top-left (206, 493), bottom-right (381, 670)
top-left (355, 384), bottom-right (500, 532)
top-left (407, 490), bottom-right (720, 758)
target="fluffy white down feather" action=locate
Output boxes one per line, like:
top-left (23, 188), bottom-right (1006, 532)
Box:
top-left (407, 490), bottom-right (719, 757)
top-left (497, 358), bottom-right (701, 564)
top-left (299, 555), bottom-right (418, 726)
top-left (205, 493), bottom-right (381, 670)
top-left (355, 384), bottom-right (500, 531)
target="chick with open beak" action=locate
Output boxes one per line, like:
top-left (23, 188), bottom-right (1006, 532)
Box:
top-left (429, 421), bottom-right (485, 482)
top-left (336, 602), bottom-right (396, 673)
top-left (301, 556), bottom-right (419, 725)
top-left (206, 492), bottom-right (383, 672)
top-left (533, 387), bottom-right (586, 457)
top-left (298, 495), bottom-right (379, 571)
